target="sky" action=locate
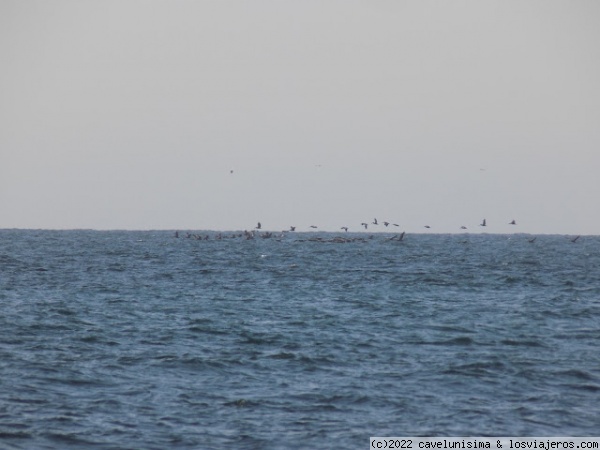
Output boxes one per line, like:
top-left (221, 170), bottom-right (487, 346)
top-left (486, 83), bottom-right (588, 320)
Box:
top-left (1, 1), bottom-right (599, 234)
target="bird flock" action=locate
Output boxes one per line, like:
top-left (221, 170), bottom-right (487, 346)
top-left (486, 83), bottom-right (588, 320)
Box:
top-left (253, 217), bottom-right (516, 232)
top-left (173, 218), bottom-right (582, 243)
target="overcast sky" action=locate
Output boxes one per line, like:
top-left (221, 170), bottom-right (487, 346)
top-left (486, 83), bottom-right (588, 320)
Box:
top-left (1, 1), bottom-right (599, 234)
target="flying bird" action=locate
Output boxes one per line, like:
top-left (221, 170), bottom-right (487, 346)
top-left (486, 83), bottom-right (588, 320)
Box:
top-left (361, 223), bottom-right (368, 229)
top-left (383, 221), bottom-right (390, 227)
top-left (509, 220), bottom-right (516, 225)
top-left (309, 225), bottom-right (318, 229)
top-left (480, 219), bottom-right (486, 227)
top-left (341, 227), bottom-right (349, 232)
top-left (571, 235), bottom-right (580, 243)
top-left (256, 222), bottom-right (262, 230)
top-left (460, 226), bottom-right (467, 230)
top-left (372, 218), bottom-right (378, 225)
top-left (424, 225), bottom-right (431, 229)
top-left (290, 226), bottom-right (296, 232)
top-left (392, 223), bottom-right (400, 227)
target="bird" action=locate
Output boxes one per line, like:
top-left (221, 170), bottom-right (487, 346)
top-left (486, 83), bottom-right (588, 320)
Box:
top-left (509, 220), bottom-right (516, 225)
top-left (528, 237), bottom-right (537, 243)
top-left (372, 218), bottom-right (378, 225)
top-left (424, 225), bottom-right (431, 229)
top-left (309, 225), bottom-right (318, 229)
top-left (392, 223), bottom-right (400, 227)
top-left (341, 227), bottom-right (349, 232)
top-left (571, 235), bottom-right (580, 243)
top-left (289, 226), bottom-right (296, 232)
top-left (383, 221), bottom-right (390, 227)
top-left (460, 226), bottom-right (467, 230)
top-left (398, 231), bottom-right (405, 241)
top-left (230, 170), bottom-right (234, 174)
top-left (361, 223), bottom-right (368, 229)
top-left (256, 222), bottom-right (262, 230)
top-left (480, 219), bottom-right (487, 227)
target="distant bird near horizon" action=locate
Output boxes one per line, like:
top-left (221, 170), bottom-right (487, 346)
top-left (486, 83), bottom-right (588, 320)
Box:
top-left (230, 170), bottom-right (233, 174)
top-left (309, 225), bottom-right (318, 229)
top-left (392, 223), bottom-right (399, 227)
top-left (361, 223), bottom-right (368, 229)
top-left (372, 218), bottom-right (378, 225)
top-left (509, 220), bottom-right (516, 225)
top-left (383, 221), bottom-right (389, 227)
top-left (388, 231), bottom-right (406, 241)
top-left (290, 226), bottom-right (296, 232)
top-left (341, 227), bottom-right (349, 232)
top-left (571, 235), bottom-right (580, 243)
top-left (256, 222), bottom-right (262, 230)
top-left (460, 226), bottom-right (467, 230)
top-left (528, 237), bottom-right (537, 243)
top-left (424, 225), bottom-right (431, 229)
top-left (480, 219), bottom-right (486, 227)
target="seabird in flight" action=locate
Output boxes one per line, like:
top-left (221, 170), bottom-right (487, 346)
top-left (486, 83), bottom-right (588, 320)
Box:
top-left (383, 221), bottom-right (390, 227)
top-left (256, 222), bottom-right (262, 230)
top-left (480, 219), bottom-right (486, 227)
top-left (309, 225), bottom-right (318, 229)
top-left (290, 226), bottom-right (296, 232)
top-left (509, 220), bottom-right (516, 225)
top-left (361, 222), bottom-right (368, 229)
top-left (341, 227), bottom-right (349, 232)
top-left (460, 226), bottom-right (467, 230)
top-left (424, 225), bottom-right (431, 229)
top-left (571, 235), bottom-right (580, 243)
top-left (372, 218), bottom-right (378, 225)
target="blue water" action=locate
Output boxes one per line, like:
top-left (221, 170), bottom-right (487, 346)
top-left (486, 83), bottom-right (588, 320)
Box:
top-left (1, 230), bottom-right (599, 449)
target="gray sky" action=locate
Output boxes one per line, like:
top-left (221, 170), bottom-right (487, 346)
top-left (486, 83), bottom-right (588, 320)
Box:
top-left (2, 1), bottom-right (599, 234)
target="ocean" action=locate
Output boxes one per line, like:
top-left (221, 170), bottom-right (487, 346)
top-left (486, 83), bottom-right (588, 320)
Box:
top-left (1, 230), bottom-right (599, 449)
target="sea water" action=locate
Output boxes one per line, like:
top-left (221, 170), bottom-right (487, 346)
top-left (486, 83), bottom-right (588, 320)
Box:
top-left (1, 230), bottom-right (599, 449)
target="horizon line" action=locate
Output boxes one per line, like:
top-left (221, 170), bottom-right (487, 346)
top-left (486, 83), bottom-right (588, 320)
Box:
top-left (0, 227), bottom-right (592, 237)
